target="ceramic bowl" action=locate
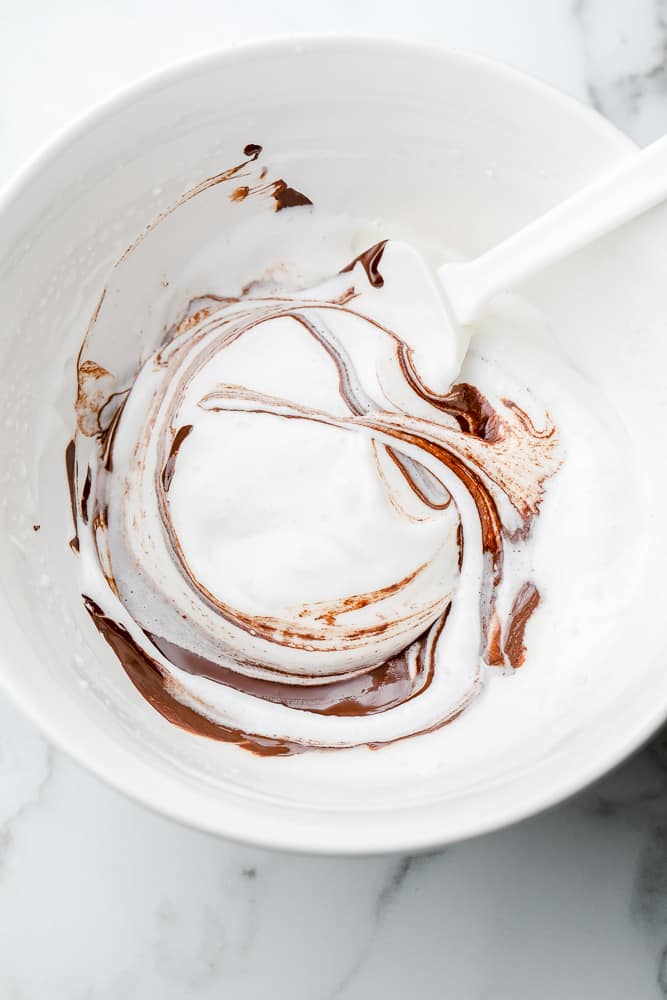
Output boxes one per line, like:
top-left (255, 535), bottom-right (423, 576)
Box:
top-left (0, 37), bottom-right (664, 853)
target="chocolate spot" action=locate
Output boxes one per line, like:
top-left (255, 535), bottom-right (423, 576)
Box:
top-left (83, 596), bottom-right (303, 757)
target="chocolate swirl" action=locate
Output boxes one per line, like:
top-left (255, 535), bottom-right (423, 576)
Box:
top-left (67, 145), bottom-right (560, 754)
top-left (72, 256), bottom-right (559, 755)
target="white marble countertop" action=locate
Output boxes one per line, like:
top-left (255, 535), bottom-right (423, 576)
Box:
top-left (2, 1), bottom-right (667, 996)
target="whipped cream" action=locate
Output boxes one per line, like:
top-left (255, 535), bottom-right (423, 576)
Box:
top-left (70, 142), bottom-right (562, 755)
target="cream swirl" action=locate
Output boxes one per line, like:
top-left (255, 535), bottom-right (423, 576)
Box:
top-left (72, 238), bottom-right (560, 754)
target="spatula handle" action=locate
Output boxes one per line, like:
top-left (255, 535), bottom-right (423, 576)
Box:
top-left (438, 133), bottom-right (667, 325)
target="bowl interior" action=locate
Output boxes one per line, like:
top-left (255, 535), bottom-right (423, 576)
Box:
top-left (0, 39), bottom-right (665, 852)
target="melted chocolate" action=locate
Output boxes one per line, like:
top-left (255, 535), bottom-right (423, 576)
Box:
top-left (385, 448), bottom-right (452, 510)
top-left (65, 439), bottom-right (79, 553)
top-left (104, 142), bottom-right (310, 272)
top-left (230, 178), bottom-right (313, 212)
top-left (165, 295), bottom-right (240, 345)
top-left (196, 374), bottom-right (555, 675)
top-left (341, 241), bottom-right (387, 287)
top-left (272, 181), bottom-right (313, 212)
top-left (83, 596), bottom-right (303, 756)
top-left (81, 467), bottom-right (92, 525)
top-left (504, 581), bottom-right (540, 668)
top-left (162, 425), bottom-right (193, 492)
top-left (146, 622), bottom-right (436, 717)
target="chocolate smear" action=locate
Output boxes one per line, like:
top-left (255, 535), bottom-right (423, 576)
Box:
top-left (504, 582), bottom-right (540, 668)
top-left (341, 240), bottom-right (387, 287)
top-left (81, 467), bottom-right (92, 525)
top-left (146, 613), bottom-right (436, 718)
top-left (162, 425), bottom-right (193, 492)
top-left (65, 439), bottom-right (79, 553)
top-left (272, 180), bottom-right (313, 212)
top-left (83, 596), bottom-right (303, 756)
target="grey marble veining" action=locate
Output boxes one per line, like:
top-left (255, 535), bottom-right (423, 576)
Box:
top-left (2, 1), bottom-right (667, 996)
top-left (575, 0), bottom-right (667, 143)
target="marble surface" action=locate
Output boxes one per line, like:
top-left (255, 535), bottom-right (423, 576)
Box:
top-left (2, 1), bottom-right (667, 996)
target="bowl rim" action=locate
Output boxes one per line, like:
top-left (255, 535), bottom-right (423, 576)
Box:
top-left (0, 34), bottom-right (652, 855)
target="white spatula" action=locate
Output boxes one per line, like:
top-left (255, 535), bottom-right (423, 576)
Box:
top-left (384, 133), bottom-right (667, 388)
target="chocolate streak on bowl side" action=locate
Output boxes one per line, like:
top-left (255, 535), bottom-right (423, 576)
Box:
top-left (82, 597), bottom-right (303, 756)
top-left (272, 181), bottom-right (313, 211)
top-left (70, 145), bottom-right (558, 755)
top-left (65, 439), bottom-right (79, 553)
top-left (145, 619), bottom-right (438, 716)
top-left (505, 581), bottom-right (540, 668)
top-left (340, 240), bottom-right (388, 286)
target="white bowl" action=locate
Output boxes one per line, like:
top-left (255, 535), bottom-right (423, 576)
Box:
top-left (1, 37), bottom-right (665, 854)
